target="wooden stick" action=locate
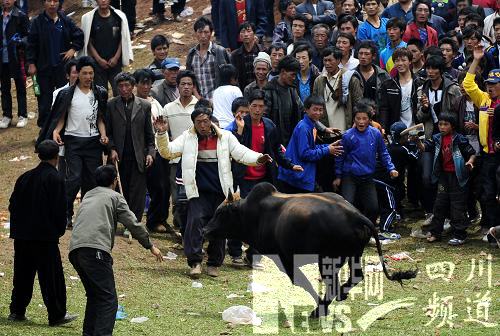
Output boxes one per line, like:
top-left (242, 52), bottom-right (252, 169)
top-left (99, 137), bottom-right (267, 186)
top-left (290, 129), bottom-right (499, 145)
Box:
top-left (114, 161), bottom-right (132, 243)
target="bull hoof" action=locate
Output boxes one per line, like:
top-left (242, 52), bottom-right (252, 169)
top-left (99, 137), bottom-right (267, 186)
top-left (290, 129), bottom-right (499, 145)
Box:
top-left (309, 306), bottom-right (329, 319)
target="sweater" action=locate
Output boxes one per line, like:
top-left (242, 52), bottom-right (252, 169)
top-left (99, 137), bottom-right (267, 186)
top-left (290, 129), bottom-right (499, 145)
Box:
top-left (336, 125), bottom-right (395, 177)
top-left (69, 186), bottom-right (152, 254)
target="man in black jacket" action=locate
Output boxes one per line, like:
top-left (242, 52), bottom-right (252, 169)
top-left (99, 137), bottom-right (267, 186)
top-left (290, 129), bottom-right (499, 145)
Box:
top-left (8, 140), bottom-right (77, 326)
top-left (0, 0), bottom-right (29, 129)
top-left (26, 0), bottom-right (84, 128)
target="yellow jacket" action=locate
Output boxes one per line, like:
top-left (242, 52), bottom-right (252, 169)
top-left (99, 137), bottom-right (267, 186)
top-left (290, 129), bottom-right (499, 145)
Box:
top-left (463, 72), bottom-right (493, 153)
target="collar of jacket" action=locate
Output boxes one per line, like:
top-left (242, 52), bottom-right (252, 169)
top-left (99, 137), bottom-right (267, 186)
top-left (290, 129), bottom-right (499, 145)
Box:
top-left (189, 122), bottom-right (223, 139)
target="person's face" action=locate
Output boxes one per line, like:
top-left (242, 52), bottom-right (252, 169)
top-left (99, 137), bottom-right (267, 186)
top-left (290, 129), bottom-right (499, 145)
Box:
top-left (68, 66), bottom-right (79, 86)
top-left (97, 0), bottom-right (110, 10)
top-left (342, 0), bottom-right (357, 15)
top-left (313, 28), bottom-right (328, 49)
top-left (358, 48), bottom-right (374, 66)
top-left (336, 36), bottom-right (352, 55)
top-left (458, 15), bottom-right (467, 30)
top-left (285, 2), bottom-right (296, 18)
top-left (254, 61), bottom-right (270, 82)
top-left (495, 24), bottom-right (500, 44)
top-left (407, 45), bottom-right (422, 63)
top-left (249, 99), bottom-right (265, 121)
top-left (324, 54), bottom-right (340, 74)
top-left (118, 81), bottom-right (134, 99)
top-left (292, 20), bottom-right (306, 39)
top-left (394, 56), bottom-right (410, 74)
top-left (234, 105), bottom-right (249, 119)
top-left (270, 48), bottom-right (285, 69)
top-left (354, 112), bottom-right (370, 132)
top-left (240, 27), bottom-right (255, 45)
top-left (295, 50), bottom-right (311, 72)
top-left (364, 0), bottom-right (379, 17)
top-left (464, 35), bottom-right (480, 51)
top-left (136, 79), bottom-right (152, 99)
top-left (195, 25), bottom-right (212, 45)
top-left (415, 4), bottom-right (430, 24)
top-left (456, 1), bottom-right (468, 12)
top-left (340, 22), bottom-right (356, 36)
top-left (426, 67), bottom-right (441, 81)
top-left (164, 67), bottom-right (179, 85)
top-left (153, 44), bottom-right (169, 62)
top-left (279, 69), bottom-right (296, 86)
top-left (486, 82), bottom-right (500, 99)
top-left (78, 66), bottom-right (94, 88)
top-left (44, 0), bottom-right (59, 14)
top-left (306, 104), bottom-right (324, 122)
top-left (179, 76), bottom-right (194, 98)
top-left (387, 26), bottom-right (402, 43)
top-left (440, 44), bottom-right (455, 65)
top-left (194, 114), bottom-right (212, 136)
top-left (438, 120), bottom-right (452, 135)
top-left (2, 0), bottom-right (15, 10)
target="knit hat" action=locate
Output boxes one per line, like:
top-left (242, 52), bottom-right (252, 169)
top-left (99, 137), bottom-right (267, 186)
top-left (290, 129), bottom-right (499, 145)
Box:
top-left (390, 121), bottom-right (407, 144)
top-left (253, 52), bottom-right (272, 68)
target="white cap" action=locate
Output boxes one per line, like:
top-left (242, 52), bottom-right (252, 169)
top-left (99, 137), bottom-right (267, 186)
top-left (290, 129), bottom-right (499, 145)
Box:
top-left (253, 52), bottom-right (272, 68)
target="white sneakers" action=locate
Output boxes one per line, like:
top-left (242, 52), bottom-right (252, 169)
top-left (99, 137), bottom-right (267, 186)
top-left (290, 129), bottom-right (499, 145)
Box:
top-left (0, 116), bottom-right (11, 129)
top-left (0, 116), bottom-right (28, 129)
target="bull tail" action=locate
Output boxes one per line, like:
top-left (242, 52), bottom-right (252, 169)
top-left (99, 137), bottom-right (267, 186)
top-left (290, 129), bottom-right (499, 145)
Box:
top-left (360, 217), bottom-right (417, 285)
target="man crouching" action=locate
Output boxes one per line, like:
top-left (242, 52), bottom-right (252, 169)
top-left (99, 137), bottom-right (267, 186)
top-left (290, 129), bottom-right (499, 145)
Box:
top-left (69, 165), bottom-right (163, 336)
top-left (154, 107), bottom-right (272, 278)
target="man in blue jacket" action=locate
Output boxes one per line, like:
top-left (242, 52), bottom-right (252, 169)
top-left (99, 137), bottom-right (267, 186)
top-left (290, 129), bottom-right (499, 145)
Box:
top-left (278, 95), bottom-right (342, 193)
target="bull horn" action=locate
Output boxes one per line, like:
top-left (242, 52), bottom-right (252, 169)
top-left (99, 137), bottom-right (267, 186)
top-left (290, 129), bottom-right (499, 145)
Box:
top-left (227, 189), bottom-right (234, 203)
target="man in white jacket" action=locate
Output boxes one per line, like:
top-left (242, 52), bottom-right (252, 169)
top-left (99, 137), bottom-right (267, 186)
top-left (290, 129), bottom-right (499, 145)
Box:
top-left (154, 107), bottom-right (271, 278)
top-left (79, 0), bottom-right (133, 96)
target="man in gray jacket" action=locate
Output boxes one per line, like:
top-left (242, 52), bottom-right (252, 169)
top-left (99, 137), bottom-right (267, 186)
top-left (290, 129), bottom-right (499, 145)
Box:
top-left (69, 164), bottom-right (162, 336)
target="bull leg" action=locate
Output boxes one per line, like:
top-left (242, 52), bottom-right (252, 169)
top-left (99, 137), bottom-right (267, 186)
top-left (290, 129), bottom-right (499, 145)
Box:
top-left (338, 255), bottom-right (364, 301)
top-left (310, 256), bottom-right (346, 318)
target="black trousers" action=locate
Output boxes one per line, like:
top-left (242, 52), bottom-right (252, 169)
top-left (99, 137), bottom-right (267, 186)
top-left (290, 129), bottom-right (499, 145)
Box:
top-left (146, 152), bottom-right (170, 229)
top-left (316, 154), bottom-right (335, 192)
top-left (69, 248), bottom-right (117, 336)
top-left (184, 192), bottom-right (225, 267)
top-left (119, 157), bottom-right (147, 223)
top-left (480, 154), bottom-right (500, 229)
top-left (171, 0), bottom-right (186, 15)
top-left (10, 240), bottom-right (67, 324)
top-left (36, 65), bottom-right (67, 127)
top-left (1, 63), bottom-right (27, 118)
top-left (64, 135), bottom-right (102, 218)
top-left (94, 63), bottom-right (122, 97)
top-left (418, 152), bottom-right (437, 213)
top-left (111, 0), bottom-right (136, 33)
top-left (341, 175), bottom-right (378, 224)
top-left (375, 180), bottom-right (397, 232)
top-left (152, 0), bottom-right (165, 14)
top-left (211, 0), bottom-right (220, 39)
top-left (430, 172), bottom-right (469, 240)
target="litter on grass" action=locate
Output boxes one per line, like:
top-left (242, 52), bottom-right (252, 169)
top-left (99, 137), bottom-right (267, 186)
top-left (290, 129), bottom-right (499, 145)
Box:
top-left (222, 306), bottom-right (262, 326)
top-left (118, 294), bottom-right (126, 299)
top-left (192, 281), bottom-right (203, 288)
top-left (0, 272), bottom-right (5, 277)
top-left (9, 155), bottom-right (31, 162)
top-left (179, 7), bottom-right (193, 17)
top-left (2, 222), bottom-right (10, 229)
top-left (163, 252), bottom-right (178, 260)
top-left (226, 294), bottom-right (244, 299)
top-left (202, 6), bottom-right (211, 15)
top-left (387, 252), bottom-right (414, 261)
top-left (247, 282), bottom-right (270, 293)
top-left (116, 305), bottom-right (128, 320)
top-left (69, 276), bottom-right (80, 281)
top-left (171, 32), bottom-right (184, 39)
top-left (131, 44), bottom-right (147, 50)
top-left (130, 316), bottom-right (149, 323)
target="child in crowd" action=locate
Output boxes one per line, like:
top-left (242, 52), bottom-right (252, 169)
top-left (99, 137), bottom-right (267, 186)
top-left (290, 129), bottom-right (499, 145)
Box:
top-left (148, 35), bottom-right (170, 84)
top-left (334, 102), bottom-right (398, 224)
top-left (417, 113), bottom-right (476, 245)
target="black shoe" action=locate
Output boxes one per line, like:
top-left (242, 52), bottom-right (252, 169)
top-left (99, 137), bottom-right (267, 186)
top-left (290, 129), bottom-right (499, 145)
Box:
top-left (49, 313), bottom-right (78, 327)
top-left (8, 313), bottom-right (26, 321)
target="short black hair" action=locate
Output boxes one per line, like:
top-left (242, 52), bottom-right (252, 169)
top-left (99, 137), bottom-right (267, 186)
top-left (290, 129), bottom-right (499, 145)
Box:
top-left (193, 16), bottom-right (213, 32)
top-left (393, 47), bottom-right (413, 62)
top-left (336, 32), bottom-right (355, 47)
top-left (364, 0), bottom-right (381, 6)
top-left (292, 14), bottom-right (307, 25)
top-left (462, 25), bottom-right (482, 40)
top-left (231, 97), bottom-right (249, 114)
top-left (338, 14), bottom-right (359, 30)
top-left (358, 41), bottom-right (377, 56)
top-left (425, 55), bottom-right (445, 73)
top-left (219, 64), bottom-right (238, 86)
top-left (438, 37), bottom-right (459, 54)
top-left (292, 43), bottom-right (312, 59)
top-left (458, 7), bottom-right (475, 18)
top-left (322, 46), bottom-right (343, 60)
top-left (423, 45), bottom-right (443, 59)
top-left (445, 30), bottom-right (463, 46)
top-left (150, 34), bottom-right (169, 51)
top-left (494, 17), bottom-right (500, 29)
top-left (37, 140), bottom-right (59, 161)
top-left (95, 165), bottom-right (117, 187)
top-left (277, 55), bottom-right (300, 72)
top-left (238, 22), bottom-right (256, 33)
top-left (268, 42), bottom-right (287, 55)
top-left (279, 0), bottom-right (293, 14)
top-left (176, 70), bottom-right (197, 87)
top-left (114, 72), bottom-right (136, 86)
top-left (191, 107), bottom-right (213, 122)
top-left (438, 112), bottom-right (458, 129)
top-left (465, 12), bottom-right (484, 29)
top-left (76, 56), bottom-right (96, 72)
top-left (386, 17), bottom-right (406, 33)
top-left (248, 89), bottom-right (265, 104)
top-left (133, 68), bottom-right (154, 84)
top-left (353, 102), bottom-right (373, 119)
top-left (412, 0), bottom-right (432, 21)
top-left (304, 95), bottom-right (325, 109)
top-left (65, 58), bottom-right (78, 76)
top-left (194, 98), bottom-right (212, 110)
top-left (407, 38), bottom-right (424, 51)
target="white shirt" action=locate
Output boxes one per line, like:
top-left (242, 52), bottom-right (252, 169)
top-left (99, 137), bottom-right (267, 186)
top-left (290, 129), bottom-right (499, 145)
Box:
top-left (400, 81), bottom-right (413, 127)
top-left (339, 55), bottom-right (359, 71)
top-left (428, 88), bottom-right (442, 124)
top-left (484, 12), bottom-right (500, 44)
top-left (323, 72), bottom-right (347, 131)
top-left (52, 83), bottom-right (69, 107)
top-left (212, 85), bottom-right (243, 129)
top-left (65, 86), bottom-right (99, 137)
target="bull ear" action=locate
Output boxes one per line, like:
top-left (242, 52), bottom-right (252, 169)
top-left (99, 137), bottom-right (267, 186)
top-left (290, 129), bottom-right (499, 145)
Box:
top-left (227, 189), bottom-right (234, 203)
top-left (235, 186), bottom-right (241, 199)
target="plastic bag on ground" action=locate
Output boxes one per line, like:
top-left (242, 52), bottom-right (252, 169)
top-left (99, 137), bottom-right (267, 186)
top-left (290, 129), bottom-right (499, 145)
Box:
top-left (130, 316), bottom-right (149, 323)
top-left (180, 7), bottom-right (193, 17)
top-left (247, 282), bottom-right (270, 293)
top-left (116, 305), bottom-right (128, 320)
top-left (222, 305), bottom-right (262, 326)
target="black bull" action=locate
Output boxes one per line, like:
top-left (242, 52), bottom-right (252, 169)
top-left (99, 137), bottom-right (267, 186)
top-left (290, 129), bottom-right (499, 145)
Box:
top-left (204, 182), bottom-right (417, 318)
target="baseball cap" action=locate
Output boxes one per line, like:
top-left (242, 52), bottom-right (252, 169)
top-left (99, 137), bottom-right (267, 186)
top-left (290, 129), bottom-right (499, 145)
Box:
top-left (161, 58), bottom-right (181, 69)
top-left (485, 69), bottom-right (500, 84)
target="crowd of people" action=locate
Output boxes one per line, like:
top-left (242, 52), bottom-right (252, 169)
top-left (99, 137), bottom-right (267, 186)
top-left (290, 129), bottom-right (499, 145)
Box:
top-left (3, 0), bottom-right (500, 334)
